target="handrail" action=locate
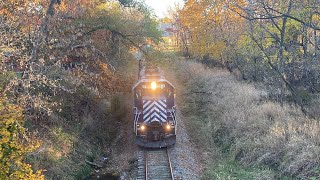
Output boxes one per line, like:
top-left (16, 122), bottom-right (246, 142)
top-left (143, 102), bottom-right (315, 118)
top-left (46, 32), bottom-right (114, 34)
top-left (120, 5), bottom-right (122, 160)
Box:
top-left (133, 107), bottom-right (140, 135)
top-left (168, 106), bottom-right (177, 135)
top-left (133, 107), bottom-right (137, 133)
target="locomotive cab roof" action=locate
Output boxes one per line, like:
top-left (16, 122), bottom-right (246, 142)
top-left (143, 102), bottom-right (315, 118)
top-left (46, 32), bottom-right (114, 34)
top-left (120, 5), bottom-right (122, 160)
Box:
top-left (132, 67), bottom-right (174, 91)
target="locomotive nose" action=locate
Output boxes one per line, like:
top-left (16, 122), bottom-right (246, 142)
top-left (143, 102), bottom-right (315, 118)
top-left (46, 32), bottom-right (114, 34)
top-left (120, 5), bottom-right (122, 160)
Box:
top-left (133, 66), bottom-right (176, 148)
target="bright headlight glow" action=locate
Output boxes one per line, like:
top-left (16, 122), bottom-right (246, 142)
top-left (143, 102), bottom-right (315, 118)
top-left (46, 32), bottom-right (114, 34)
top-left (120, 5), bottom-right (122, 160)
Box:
top-left (141, 125), bottom-right (145, 131)
top-left (166, 124), bottom-right (171, 130)
top-left (151, 81), bottom-right (157, 90)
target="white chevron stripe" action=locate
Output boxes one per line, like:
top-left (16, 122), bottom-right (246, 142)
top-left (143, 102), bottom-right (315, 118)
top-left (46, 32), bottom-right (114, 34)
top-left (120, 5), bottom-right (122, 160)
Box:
top-left (142, 99), bottom-right (168, 123)
top-left (143, 103), bottom-right (163, 114)
top-left (144, 112), bottom-right (161, 123)
top-left (159, 116), bottom-right (166, 122)
top-left (144, 116), bottom-right (150, 123)
top-left (144, 111), bottom-right (165, 122)
top-left (143, 105), bottom-right (167, 119)
top-left (143, 101), bottom-right (156, 113)
top-left (156, 102), bottom-right (166, 112)
top-left (143, 107), bottom-right (160, 119)
top-left (151, 118), bottom-right (161, 122)
top-left (155, 100), bottom-right (166, 110)
top-left (160, 112), bottom-right (167, 119)
top-left (151, 112), bottom-right (161, 119)
top-left (143, 99), bottom-right (166, 109)
top-left (144, 114), bottom-right (166, 123)
top-left (143, 100), bottom-right (151, 108)
top-left (143, 115), bottom-right (166, 123)
top-left (159, 100), bottom-right (166, 108)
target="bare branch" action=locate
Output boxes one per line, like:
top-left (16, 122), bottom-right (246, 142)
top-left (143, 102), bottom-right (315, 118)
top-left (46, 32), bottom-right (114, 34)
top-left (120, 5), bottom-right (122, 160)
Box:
top-left (265, 4), bottom-right (320, 30)
top-left (229, 1), bottom-right (320, 31)
top-left (84, 26), bottom-right (150, 58)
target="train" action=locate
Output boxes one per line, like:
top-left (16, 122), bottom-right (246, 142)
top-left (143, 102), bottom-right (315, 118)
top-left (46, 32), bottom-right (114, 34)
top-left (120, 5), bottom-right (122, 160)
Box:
top-left (133, 65), bottom-right (176, 148)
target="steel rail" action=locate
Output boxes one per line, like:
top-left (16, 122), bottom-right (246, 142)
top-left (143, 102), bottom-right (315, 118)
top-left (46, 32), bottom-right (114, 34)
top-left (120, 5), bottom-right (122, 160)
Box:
top-left (145, 150), bottom-right (148, 180)
top-left (166, 148), bottom-right (174, 180)
top-left (139, 148), bottom-right (173, 180)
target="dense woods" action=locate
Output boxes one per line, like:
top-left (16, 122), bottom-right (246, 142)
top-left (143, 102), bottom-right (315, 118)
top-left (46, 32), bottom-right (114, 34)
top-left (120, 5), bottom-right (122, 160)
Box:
top-left (169, 0), bottom-right (320, 178)
top-left (1, 0), bottom-right (161, 178)
top-left (172, 0), bottom-right (320, 117)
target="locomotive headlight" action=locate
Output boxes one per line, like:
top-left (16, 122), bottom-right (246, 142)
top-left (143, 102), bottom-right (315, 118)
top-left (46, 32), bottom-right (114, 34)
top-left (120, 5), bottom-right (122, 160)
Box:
top-left (141, 125), bottom-right (145, 131)
top-left (166, 124), bottom-right (171, 130)
top-left (151, 81), bottom-right (157, 90)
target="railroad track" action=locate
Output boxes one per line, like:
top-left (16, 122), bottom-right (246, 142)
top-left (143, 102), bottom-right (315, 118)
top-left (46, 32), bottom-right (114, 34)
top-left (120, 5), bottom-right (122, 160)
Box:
top-left (136, 148), bottom-right (174, 180)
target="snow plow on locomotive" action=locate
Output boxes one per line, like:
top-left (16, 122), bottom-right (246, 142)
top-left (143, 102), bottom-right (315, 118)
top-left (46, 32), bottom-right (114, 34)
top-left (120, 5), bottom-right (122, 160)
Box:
top-left (133, 66), bottom-right (176, 148)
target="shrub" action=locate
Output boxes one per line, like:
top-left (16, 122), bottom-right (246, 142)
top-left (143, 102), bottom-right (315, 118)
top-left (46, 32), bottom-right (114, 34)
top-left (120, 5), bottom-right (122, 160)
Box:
top-left (176, 61), bottom-right (320, 178)
top-left (0, 96), bottom-right (44, 179)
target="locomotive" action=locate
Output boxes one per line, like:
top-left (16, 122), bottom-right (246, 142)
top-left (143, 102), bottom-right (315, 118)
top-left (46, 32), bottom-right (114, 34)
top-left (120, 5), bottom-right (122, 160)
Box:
top-left (133, 65), bottom-right (176, 148)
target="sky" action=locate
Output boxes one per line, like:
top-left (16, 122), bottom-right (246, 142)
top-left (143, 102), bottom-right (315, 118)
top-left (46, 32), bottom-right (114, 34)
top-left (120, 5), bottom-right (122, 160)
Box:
top-left (144, 0), bottom-right (185, 18)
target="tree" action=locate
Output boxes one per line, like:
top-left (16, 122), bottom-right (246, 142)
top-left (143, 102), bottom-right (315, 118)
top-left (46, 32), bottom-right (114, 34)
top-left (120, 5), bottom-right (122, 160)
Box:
top-left (177, 0), bottom-right (246, 62)
top-left (0, 96), bottom-right (43, 179)
top-left (177, 0), bottom-right (320, 116)
top-left (230, 0), bottom-right (320, 115)
top-left (1, 0), bottom-right (162, 178)
top-left (1, 0), bottom-right (162, 115)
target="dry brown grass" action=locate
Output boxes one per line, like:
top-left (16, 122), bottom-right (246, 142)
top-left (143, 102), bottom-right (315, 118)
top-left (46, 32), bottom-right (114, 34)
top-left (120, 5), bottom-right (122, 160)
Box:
top-left (175, 60), bottom-right (320, 178)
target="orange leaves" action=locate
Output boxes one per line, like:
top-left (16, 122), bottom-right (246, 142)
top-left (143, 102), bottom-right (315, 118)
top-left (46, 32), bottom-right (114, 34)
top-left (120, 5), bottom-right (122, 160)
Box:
top-left (55, 0), bottom-right (98, 18)
top-left (225, 0), bottom-right (247, 16)
top-left (180, 0), bottom-right (204, 28)
top-left (0, 8), bottom-right (10, 16)
top-left (178, 0), bottom-right (246, 58)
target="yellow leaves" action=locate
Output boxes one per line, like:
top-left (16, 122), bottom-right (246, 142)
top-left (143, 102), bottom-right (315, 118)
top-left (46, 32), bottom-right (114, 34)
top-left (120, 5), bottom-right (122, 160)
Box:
top-left (179, 0), bottom-right (246, 58)
top-left (312, 14), bottom-right (320, 24)
top-left (226, 0), bottom-right (247, 16)
top-left (0, 130), bottom-right (11, 143)
top-left (161, 17), bottom-right (172, 23)
top-left (10, 164), bottom-right (44, 180)
top-left (57, 1), bottom-right (68, 12)
top-left (88, 1), bottom-right (121, 16)
top-left (96, 1), bottom-right (118, 11)
top-left (180, 0), bottom-right (205, 28)
top-left (0, 96), bottom-right (43, 179)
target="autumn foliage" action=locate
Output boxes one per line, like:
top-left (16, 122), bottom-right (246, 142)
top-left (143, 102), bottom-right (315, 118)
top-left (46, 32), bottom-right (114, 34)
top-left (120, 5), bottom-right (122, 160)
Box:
top-left (170, 0), bottom-right (320, 178)
top-left (177, 0), bottom-right (246, 58)
top-left (1, 0), bottom-right (161, 178)
top-left (0, 97), bottom-right (43, 179)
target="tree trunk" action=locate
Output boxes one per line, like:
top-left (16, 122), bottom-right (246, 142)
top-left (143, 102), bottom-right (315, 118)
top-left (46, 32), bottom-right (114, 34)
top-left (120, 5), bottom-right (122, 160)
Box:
top-left (278, 0), bottom-right (292, 106)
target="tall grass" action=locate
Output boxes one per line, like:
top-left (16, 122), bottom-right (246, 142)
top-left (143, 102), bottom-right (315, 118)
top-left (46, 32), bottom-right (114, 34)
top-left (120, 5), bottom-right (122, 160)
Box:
top-left (175, 61), bottom-right (320, 179)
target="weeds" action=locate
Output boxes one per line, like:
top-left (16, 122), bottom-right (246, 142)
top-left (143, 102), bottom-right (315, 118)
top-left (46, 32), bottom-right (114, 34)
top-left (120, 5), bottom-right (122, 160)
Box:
top-left (203, 159), bottom-right (274, 180)
top-left (175, 60), bottom-right (320, 178)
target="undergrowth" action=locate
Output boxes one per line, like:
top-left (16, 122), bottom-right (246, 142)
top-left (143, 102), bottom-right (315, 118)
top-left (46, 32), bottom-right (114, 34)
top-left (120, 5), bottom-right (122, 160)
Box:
top-left (203, 159), bottom-right (274, 180)
top-left (25, 78), bottom-right (130, 179)
top-left (174, 60), bottom-right (320, 179)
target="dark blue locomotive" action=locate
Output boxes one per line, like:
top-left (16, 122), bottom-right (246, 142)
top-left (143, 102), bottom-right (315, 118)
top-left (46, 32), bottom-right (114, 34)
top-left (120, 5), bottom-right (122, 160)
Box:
top-left (133, 66), bottom-right (176, 148)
